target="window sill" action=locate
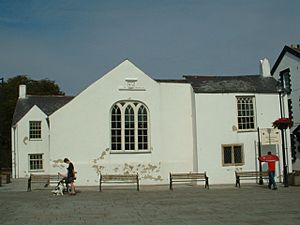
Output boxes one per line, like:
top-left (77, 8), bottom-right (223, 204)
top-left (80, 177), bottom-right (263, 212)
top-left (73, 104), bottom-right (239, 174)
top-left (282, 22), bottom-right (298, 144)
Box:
top-left (29, 138), bottom-right (43, 141)
top-left (110, 150), bottom-right (151, 154)
top-left (29, 170), bottom-right (44, 172)
top-left (222, 164), bottom-right (245, 167)
top-left (237, 129), bottom-right (256, 133)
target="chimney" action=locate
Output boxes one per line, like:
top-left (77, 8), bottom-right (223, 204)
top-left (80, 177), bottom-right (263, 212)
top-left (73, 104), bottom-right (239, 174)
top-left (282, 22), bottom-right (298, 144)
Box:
top-left (259, 58), bottom-right (271, 77)
top-left (19, 85), bottom-right (27, 99)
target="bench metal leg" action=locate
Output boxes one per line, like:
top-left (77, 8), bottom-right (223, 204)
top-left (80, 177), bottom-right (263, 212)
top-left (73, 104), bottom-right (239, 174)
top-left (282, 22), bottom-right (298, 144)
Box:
top-left (27, 178), bottom-right (31, 192)
top-left (99, 177), bottom-right (102, 192)
top-left (236, 177), bottom-right (240, 188)
top-left (205, 178), bottom-right (209, 189)
top-left (136, 175), bottom-right (139, 191)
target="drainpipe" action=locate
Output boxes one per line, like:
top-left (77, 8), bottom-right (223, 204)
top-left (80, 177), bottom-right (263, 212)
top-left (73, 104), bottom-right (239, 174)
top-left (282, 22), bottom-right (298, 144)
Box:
top-left (257, 127), bottom-right (263, 184)
top-left (12, 126), bottom-right (17, 178)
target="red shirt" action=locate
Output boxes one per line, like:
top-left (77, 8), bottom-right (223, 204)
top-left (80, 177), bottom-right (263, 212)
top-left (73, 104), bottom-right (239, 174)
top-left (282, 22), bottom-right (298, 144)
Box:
top-left (258, 154), bottom-right (279, 172)
top-left (267, 161), bottom-right (276, 172)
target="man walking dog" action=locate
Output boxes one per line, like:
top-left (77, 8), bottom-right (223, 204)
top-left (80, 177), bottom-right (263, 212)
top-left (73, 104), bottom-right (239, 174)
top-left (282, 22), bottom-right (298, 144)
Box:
top-left (59, 158), bottom-right (76, 195)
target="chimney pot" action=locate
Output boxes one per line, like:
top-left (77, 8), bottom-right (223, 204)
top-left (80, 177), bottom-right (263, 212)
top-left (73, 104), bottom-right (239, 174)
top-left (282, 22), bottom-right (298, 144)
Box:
top-left (259, 58), bottom-right (271, 77)
top-left (19, 85), bottom-right (27, 99)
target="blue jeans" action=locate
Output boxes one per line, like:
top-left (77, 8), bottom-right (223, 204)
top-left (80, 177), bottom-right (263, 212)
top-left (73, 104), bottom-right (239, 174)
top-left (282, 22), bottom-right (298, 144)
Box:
top-left (268, 171), bottom-right (276, 189)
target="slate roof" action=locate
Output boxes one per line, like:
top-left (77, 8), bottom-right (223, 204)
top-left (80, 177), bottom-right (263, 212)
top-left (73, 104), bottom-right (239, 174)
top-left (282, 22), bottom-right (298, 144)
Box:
top-left (12, 95), bottom-right (74, 126)
top-left (271, 45), bottom-right (300, 75)
top-left (12, 74), bottom-right (278, 125)
top-left (183, 75), bottom-right (278, 93)
top-left (155, 79), bottom-right (188, 83)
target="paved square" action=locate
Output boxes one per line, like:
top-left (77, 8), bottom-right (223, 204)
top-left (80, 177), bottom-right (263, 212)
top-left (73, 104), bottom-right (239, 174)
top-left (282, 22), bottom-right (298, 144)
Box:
top-left (1, 179), bottom-right (300, 225)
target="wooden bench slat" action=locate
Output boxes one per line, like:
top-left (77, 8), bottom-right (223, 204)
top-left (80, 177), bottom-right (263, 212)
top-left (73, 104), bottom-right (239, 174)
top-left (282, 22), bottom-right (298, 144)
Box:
top-left (99, 174), bottom-right (139, 192)
top-left (169, 172), bottom-right (209, 190)
top-left (102, 175), bottom-right (136, 180)
top-left (171, 174), bottom-right (206, 179)
top-left (236, 172), bottom-right (268, 177)
top-left (28, 174), bottom-right (63, 191)
top-left (235, 171), bottom-right (269, 188)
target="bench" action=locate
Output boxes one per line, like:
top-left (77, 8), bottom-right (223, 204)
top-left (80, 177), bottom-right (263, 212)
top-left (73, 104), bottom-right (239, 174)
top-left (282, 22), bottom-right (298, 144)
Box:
top-left (289, 170), bottom-right (300, 186)
top-left (27, 174), bottom-right (62, 191)
top-left (0, 173), bottom-right (10, 186)
top-left (99, 174), bottom-right (139, 192)
top-left (0, 170), bottom-right (11, 185)
top-left (235, 171), bottom-right (269, 188)
top-left (169, 172), bottom-right (209, 190)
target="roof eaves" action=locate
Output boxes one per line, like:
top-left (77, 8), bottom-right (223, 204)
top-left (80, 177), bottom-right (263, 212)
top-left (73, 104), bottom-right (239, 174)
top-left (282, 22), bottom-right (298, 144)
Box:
top-left (271, 45), bottom-right (300, 75)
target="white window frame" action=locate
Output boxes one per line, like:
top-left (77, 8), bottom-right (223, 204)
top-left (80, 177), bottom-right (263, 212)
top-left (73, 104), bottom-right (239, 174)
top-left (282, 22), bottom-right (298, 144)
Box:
top-left (29, 121), bottom-right (42, 140)
top-left (222, 144), bottom-right (244, 166)
top-left (28, 154), bottom-right (44, 171)
top-left (236, 96), bottom-right (256, 131)
top-left (111, 101), bottom-right (150, 153)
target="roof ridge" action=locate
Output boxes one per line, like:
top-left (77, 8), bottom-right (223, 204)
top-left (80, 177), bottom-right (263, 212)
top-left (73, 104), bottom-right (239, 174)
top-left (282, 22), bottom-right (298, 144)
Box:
top-left (183, 74), bottom-right (259, 78)
top-left (26, 94), bottom-right (74, 98)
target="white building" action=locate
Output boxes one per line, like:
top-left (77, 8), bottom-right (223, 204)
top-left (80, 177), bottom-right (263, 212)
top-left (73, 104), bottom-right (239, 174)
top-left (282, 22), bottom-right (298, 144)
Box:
top-left (11, 59), bottom-right (292, 186)
top-left (271, 45), bottom-right (300, 170)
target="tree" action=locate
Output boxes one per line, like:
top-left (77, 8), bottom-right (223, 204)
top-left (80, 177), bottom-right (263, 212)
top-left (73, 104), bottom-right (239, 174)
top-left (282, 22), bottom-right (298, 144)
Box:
top-left (0, 75), bottom-right (64, 169)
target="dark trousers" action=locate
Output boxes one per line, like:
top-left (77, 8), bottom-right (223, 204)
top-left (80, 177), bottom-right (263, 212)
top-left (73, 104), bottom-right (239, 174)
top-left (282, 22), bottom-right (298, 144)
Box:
top-left (268, 171), bottom-right (276, 189)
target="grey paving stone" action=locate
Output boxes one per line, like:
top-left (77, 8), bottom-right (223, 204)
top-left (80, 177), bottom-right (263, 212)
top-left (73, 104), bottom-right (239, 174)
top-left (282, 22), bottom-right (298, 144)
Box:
top-left (1, 179), bottom-right (300, 225)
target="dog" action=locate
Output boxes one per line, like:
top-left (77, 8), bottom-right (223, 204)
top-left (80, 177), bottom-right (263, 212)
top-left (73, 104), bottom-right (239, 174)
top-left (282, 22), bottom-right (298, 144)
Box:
top-left (51, 180), bottom-right (65, 196)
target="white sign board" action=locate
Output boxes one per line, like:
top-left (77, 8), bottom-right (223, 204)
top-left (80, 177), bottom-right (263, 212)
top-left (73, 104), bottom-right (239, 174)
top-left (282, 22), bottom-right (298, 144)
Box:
top-left (260, 128), bottom-right (281, 145)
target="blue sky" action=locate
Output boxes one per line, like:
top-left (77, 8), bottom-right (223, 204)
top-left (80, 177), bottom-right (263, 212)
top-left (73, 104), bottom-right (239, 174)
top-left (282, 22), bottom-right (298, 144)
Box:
top-left (1, 0), bottom-right (299, 95)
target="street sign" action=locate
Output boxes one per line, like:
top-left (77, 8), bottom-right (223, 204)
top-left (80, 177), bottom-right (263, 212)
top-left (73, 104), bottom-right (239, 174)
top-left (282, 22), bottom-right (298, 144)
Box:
top-left (260, 128), bottom-right (281, 145)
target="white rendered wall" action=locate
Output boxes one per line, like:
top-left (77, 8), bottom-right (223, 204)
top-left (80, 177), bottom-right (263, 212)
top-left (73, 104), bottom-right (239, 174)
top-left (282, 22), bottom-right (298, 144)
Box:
top-left (195, 93), bottom-right (291, 184)
top-left (12, 106), bottom-right (50, 178)
top-left (273, 52), bottom-right (300, 125)
top-left (50, 60), bottom-right (196, 186)
top-left (272, 52), bottom-right (300, 169)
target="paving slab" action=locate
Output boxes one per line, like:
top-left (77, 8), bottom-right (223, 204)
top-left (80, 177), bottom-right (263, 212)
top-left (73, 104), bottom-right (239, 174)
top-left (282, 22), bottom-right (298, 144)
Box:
top-left (0, 179), bottom-right (300, 225)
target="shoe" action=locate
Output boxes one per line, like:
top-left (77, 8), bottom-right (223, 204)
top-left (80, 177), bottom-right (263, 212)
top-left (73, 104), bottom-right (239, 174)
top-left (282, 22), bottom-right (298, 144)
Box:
top-left (272, 187), bottom-right (277, 190)
top-left (70, 192), bottom-right (76, 195)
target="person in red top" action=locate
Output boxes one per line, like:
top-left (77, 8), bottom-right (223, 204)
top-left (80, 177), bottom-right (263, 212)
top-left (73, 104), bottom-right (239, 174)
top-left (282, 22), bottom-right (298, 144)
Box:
top-left (258, 151), bottom-right (279, 190)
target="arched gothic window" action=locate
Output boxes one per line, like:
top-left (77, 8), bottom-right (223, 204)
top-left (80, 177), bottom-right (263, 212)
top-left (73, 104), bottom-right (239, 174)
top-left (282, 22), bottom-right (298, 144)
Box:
top-left (111, 101), bottom-right (149, 152)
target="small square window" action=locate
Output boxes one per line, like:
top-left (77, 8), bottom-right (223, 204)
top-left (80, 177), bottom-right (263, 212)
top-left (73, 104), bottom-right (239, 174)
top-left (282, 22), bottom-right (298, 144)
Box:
top-left (29, 154), bottom-right (43, 171)
top-left (222, 144), bottom-right (244, 166)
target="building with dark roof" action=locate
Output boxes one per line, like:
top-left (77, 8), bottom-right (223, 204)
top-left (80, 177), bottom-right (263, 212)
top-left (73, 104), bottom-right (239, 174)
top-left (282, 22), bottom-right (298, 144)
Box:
top-left (11, 59), bottom-right (291, 186)
top-left (12, 94), bottom-right (74, 126)
top-left (271, 45), bottom-right (300, 169)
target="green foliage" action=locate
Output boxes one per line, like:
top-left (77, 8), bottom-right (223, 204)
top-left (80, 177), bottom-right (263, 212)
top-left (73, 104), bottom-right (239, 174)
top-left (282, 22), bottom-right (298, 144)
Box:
top-left (0, 75), bottom-right (64, 169)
